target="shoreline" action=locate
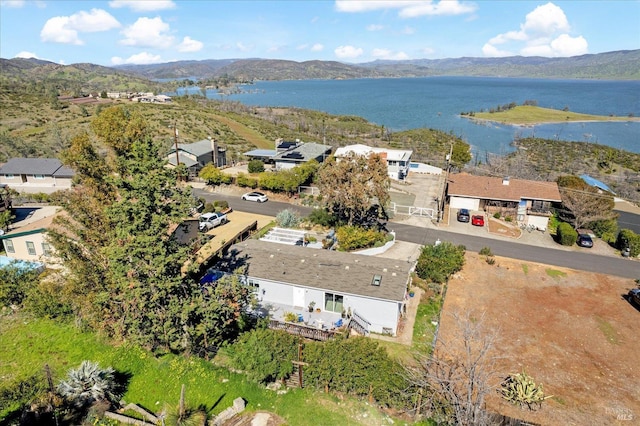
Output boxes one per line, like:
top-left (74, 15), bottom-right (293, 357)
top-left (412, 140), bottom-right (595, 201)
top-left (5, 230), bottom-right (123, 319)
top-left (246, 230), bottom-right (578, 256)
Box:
top-left (464, 116), bottom-right (640, 127)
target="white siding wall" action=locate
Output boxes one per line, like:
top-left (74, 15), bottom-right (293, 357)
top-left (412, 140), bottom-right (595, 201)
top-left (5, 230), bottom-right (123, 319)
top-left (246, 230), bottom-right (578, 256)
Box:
top-left (253, 277), bottom-right (403, 335)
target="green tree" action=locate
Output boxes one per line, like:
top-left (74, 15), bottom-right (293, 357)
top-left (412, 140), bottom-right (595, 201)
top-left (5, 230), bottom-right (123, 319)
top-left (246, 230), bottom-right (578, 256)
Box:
top-left (247, 159), bottom-right (265, 173)
top-left (450, 140), bottom-right (472, 170)
top-left (90, 105), bottom-right (149, 155)
top-left (316, 153), bottom-right (389, 227)
top-left (415, 241), bottom-right (465, 283)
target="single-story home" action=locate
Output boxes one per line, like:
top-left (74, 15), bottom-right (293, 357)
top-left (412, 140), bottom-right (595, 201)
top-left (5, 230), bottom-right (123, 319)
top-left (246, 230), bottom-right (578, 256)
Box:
top-left (447, 173), bottom-right (562, 230)
top-left (0, 158), bottom-right (75, 193)
top-left (225, 239), bottom-right (411, 336)
top-left (0, 208), bottom-right (60, 266)
top-left (273, 142), bottom-right (333, 170)
top-left (334, 144), bottom-right (413, 181)
top-left (165, 138), bottom-right (227, 176)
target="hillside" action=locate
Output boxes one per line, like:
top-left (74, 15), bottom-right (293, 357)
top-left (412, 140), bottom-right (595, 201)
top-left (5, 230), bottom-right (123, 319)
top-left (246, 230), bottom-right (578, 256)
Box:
top-left (112, 49), bottom-right (640, 81)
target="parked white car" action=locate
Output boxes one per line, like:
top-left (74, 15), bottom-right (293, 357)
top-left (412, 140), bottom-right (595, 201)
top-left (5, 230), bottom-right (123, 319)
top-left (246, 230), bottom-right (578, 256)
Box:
top-left (199, 212), bottom-right (228, 231)
top-left (242, 191), bottom-right (268, 202)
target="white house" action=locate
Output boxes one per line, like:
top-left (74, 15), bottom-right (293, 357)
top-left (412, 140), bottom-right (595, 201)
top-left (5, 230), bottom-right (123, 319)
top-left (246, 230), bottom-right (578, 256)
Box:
top-left (334, 144), bottom-right (412, 181)
top-left (226, 239), bottom-right (411, 336)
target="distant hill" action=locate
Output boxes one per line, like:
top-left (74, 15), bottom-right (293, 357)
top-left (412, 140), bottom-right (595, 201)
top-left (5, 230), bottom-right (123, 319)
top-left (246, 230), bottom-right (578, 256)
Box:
top-left (112, 49), bottom-right (640, 81)
top-left (0, 57), bottom-right (162, 94)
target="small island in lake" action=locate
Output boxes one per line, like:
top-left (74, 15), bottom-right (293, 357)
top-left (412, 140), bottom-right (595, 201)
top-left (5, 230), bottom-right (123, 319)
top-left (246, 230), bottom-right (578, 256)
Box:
top-left (461, 105), bottom-right (639, 126)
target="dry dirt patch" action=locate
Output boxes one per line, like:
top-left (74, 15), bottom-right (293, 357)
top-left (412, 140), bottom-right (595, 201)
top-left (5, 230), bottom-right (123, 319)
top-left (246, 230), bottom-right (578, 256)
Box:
top-left (441, 253), bottom-right (639, 425)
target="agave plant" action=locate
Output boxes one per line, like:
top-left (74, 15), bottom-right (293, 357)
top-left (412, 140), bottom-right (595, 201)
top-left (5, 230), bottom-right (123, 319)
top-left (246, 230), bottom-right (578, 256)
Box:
top-left (57, 360), bottom-right (117, 408)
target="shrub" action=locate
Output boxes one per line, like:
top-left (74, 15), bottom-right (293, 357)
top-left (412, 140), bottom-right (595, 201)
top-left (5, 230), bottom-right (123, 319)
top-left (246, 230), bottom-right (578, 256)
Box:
top-left (500, 371), bottom-right (551, 410)
top-left (199, 163), bottom-right (232, 186)
top-left (505, 216), bottom-right (513, 222)
top-left (57, 361), bottom-right (118, 409)
top-left (589, 218), bottom-right (618, 244)
top-left (236, 173), bottom-right (258, 188)
top-left (335, 225), bottom-right (386, 251)
top-left (0, 262), bottom-right (41, 306)
top-left (479, 247), bottom-right (493, 256)
top-left (617, 229), bottom-right (640, 257)
top-left (415, 242), bottom-right (466, 284)
top-left (493, 212), bottom-right (501, 219)
top-left (213, 200), bottom-right (229, 211)
top-left (556, 222), bottom-right (577, 246)
top-left (307, 208), bottom-right (335, 227)
top-left (276, 209), bottom-right (301, 228)
top-left (247, 159), bottom-right (265, 174)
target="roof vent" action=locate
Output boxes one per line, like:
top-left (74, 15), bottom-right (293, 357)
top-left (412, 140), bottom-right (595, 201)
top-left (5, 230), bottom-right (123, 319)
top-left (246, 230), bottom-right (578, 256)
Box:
top-left (371, 274), bottom-right (382, 286)
top-left (345, 265), bottom-right (349, 270)
top-left (301, 259), bottom-right (305, 263)
top-left (270, 254), bottom-right (274, 258)
top-left (392, 272), bottom-right (397, 276)
top-left (383, 268), bottom-right (388, 272)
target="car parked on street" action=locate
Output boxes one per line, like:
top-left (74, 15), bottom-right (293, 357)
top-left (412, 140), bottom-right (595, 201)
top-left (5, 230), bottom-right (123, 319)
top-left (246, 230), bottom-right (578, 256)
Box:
top-left (471, 215), bottom-right (485, 227)
top-left (242, 191), bottom-right (268, 202)
top-left (577, 233), bottom-right (593, 248)
top-left (457, 208), bottom-right (470, 223)
top-left (628, 288), bottom-right (640, 307)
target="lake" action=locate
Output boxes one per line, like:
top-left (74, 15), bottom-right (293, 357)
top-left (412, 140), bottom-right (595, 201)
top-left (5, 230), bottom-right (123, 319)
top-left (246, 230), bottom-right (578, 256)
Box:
top-left (181, 77), bottom-right (640, 155)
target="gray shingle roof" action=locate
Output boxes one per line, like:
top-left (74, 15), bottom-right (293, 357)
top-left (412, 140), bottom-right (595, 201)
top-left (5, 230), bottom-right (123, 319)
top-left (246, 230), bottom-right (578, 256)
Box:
top-left (273, 142), bottom-right (332, 163)
top-left (173, 139), bottom-right (215, 157)
top-left (228, 239), bottom-right (410, 302)
top-left (0, 158), bottom-right (75, 177)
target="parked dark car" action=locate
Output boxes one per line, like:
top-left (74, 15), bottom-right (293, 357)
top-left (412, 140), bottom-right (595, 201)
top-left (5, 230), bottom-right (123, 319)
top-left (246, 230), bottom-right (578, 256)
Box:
top-left (629, 288), bottom-right (640, 306)
top-left (577, 234), bottom-right (593, 248)
top-left (457, 208), bottom-right (470, 223)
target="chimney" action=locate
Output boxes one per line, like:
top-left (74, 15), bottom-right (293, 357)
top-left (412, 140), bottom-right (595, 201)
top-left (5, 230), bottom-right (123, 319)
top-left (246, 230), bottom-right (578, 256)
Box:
top-left (502, 176), bottom-right (510, 185)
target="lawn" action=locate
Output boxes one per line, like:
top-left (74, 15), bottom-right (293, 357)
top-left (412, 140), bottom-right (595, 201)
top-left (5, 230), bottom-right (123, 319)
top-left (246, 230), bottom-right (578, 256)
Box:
top-left (0, 314), bottom-right (401, 425)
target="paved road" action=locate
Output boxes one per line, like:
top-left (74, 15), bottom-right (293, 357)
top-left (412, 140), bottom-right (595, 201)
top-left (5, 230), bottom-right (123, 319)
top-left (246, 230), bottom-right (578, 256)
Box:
top-left (195, 190), bottom-right (639, 280)
top-left (616, 210), bottom-right (640, 234)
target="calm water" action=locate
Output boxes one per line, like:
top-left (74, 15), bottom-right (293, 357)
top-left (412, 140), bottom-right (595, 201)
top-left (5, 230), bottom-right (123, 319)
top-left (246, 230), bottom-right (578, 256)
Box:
top-left (182, 77), bottom-right (640, 155)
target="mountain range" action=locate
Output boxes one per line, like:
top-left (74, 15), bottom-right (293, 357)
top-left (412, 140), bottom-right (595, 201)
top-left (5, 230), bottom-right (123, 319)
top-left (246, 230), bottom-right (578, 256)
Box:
top-left (1, 50), bottom-right (638, 91)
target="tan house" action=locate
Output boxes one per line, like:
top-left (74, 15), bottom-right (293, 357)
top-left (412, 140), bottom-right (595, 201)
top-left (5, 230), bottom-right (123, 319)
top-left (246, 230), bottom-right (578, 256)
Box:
top-left (0, 209), bottom-right (60, 266)
top-left (0, 158), bottom-right (75, 193)
top-left (447, 173), bottom-right (562, 231)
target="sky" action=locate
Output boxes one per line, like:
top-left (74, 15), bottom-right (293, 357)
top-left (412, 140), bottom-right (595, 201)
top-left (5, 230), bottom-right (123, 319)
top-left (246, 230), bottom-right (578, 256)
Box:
top-left (1, 0), bottom-right (638, 66)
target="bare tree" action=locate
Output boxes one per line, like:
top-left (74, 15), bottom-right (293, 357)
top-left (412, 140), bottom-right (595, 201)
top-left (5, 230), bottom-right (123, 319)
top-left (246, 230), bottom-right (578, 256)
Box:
top-left (405, 311), bottom-right (501, 426)
top-left (557, 176), bottom-right (617, 229)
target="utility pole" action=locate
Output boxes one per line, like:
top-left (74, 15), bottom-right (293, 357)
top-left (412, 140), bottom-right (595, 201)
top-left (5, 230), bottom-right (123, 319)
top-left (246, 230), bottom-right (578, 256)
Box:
top-left (438, 142), bottom-right (453, 223)
top-left (173, 121), bottom-right (180, 167)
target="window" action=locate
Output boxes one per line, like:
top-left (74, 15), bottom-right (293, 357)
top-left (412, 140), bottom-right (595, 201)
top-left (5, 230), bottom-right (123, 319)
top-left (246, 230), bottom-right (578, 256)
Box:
top-left (42, 243), bottom-right (52, 256)
top-left (247, 278), bottom-right (260, 293)
top-left (33, 174), bottom-right (45, 180)
top-left (5, 174), bottom-right (15, 179)
top-left (26, 241), bottom-right (36, 256)
top-left (4, 239), bottom-right (14, 253)
top-left (371, 274), bottom-right (382, 286)
top-left (324, 292), bottom-right (344, 313)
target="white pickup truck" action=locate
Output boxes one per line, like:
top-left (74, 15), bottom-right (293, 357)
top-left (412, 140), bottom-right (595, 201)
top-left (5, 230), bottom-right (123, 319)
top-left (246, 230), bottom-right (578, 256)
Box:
top-left (198, 212), bottom-right (228, 231)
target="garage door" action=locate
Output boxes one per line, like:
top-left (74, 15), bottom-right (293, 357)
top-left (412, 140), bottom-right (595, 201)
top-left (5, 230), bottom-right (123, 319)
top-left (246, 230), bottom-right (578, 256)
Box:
top-left (449, 197), bottom-right (480, 210)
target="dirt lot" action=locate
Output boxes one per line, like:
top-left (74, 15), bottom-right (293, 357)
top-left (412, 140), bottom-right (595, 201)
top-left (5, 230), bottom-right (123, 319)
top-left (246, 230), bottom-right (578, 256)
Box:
top-left (441, 253), bottom-right (639, 425)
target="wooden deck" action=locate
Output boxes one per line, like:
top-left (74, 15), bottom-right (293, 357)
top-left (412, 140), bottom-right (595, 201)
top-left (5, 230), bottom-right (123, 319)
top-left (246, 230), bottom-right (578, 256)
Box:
top-left (268, 320), bottom-right (341, 341)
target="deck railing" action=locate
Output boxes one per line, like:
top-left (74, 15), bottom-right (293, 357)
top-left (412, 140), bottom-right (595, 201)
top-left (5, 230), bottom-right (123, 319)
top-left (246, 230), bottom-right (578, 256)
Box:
top-left (268, 320), bottom-right (338, 341)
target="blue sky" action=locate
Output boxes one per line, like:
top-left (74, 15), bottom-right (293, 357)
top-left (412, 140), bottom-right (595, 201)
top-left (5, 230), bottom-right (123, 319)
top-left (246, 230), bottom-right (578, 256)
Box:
top-left (1, 0), bottom-right (638, 66)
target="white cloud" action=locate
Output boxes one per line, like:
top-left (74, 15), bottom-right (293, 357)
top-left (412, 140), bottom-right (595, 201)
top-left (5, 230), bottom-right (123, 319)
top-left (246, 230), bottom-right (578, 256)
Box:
top-left (402, 26), bottom-right (415, 35)
top-left (1, 0), bottom-right (25, 8)
top-left (367, 24), bottom-right (384, 31)
top-left (120, 16), bottom-right (174, 48)
top-left (482, 43), bottom-right (512, 57)
top-left (109, 0), bottom-right (175, 12)
top-left (15, 51), bottom-right (38, 58)
top-left (178, 36), bottom-right (203, 52)
top-left (372, 48), bottom-right (409, 60)
top-left (111, 52), bottom-right (162, 65)
top-left (236, 42), bottom-right (253, 52)
top-left (483, 2), bottom-right (588, 57)
top-left (334, 45), bottom-right (363, 59)
top-left (335, 0), bottom-right (477, 17)
top-left (40, 9), bottom-right (120, 45)
top-left (311, 43), bottom-right (324, 52)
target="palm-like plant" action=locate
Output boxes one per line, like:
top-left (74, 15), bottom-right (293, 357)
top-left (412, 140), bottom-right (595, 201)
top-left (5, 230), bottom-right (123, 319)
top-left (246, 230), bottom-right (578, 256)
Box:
top-left (57, 360), bottom-right (117, 408)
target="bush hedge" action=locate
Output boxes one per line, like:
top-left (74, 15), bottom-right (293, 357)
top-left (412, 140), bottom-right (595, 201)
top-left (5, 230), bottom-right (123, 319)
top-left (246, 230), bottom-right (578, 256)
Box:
top-left (617, 229), bottom-right (640, 257)
top-left (557, 222), bottom-right (578, 246)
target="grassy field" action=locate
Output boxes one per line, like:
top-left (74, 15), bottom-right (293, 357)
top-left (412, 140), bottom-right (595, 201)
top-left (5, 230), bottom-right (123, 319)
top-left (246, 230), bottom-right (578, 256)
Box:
top-left (0, 314), bottom-right (405, 425)
top-left (468, 105), bottom-right (639, 125)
